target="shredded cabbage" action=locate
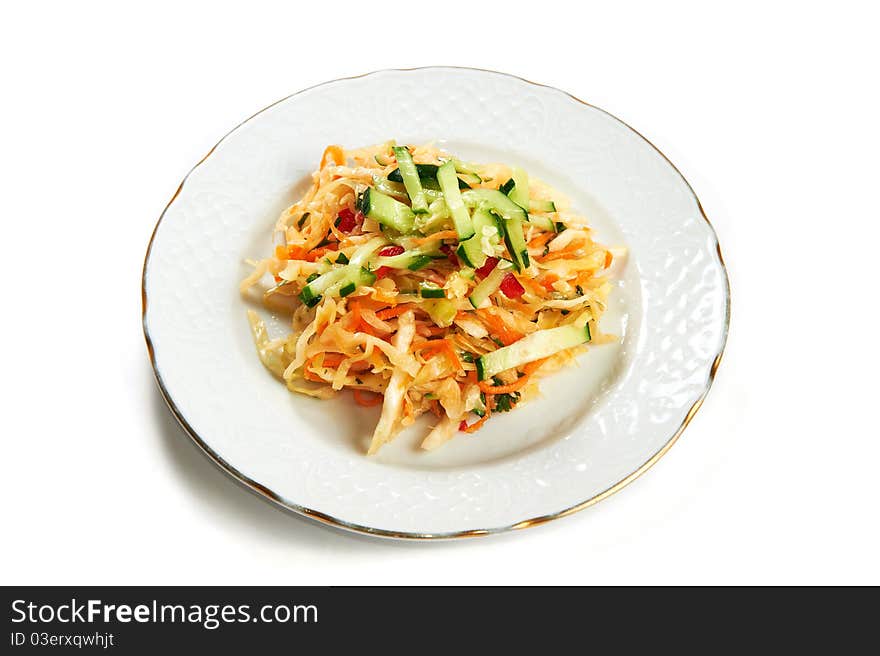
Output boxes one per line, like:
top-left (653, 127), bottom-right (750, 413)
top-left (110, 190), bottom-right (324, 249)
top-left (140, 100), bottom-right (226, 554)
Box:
top-left (241, 142), bottom-right (623, 453)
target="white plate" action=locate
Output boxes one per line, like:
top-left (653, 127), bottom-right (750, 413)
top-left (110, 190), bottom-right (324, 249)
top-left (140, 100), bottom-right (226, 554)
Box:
top-left (143, 67), bottom-right (729, 539)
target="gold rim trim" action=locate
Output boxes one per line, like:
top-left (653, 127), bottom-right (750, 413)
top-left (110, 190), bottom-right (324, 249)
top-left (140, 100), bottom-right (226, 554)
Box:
top-left (142, 66), bottom-right (731, 540)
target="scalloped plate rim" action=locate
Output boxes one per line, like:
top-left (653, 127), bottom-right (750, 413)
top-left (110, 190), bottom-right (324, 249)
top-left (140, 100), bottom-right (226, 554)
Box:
top-left (142, 66), bottom-right (730, 540)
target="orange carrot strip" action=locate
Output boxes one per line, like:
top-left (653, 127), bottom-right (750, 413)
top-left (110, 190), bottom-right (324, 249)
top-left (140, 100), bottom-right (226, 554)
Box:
top-left (275, 245), bottom-right (290, 261)
top-left (320, 145), bottom-right (345, 169)
top-left (303, 357), bottom-right (323, 382)
top-left (479, 358), bottom-right (547, 394)
top-left (540, 273), bottom-right (559, 290)
top-left (417, 341), bottom-right (447, 358)
top-left (604, 251), bottom-right (613, 268)
top-left (539, 241), bottom-right (588, 261)
top-left (348, 301), bottom-right (361, 330)
top-left (442, 339), bottom-right (462, 370)
top-left (371, 290), bottom-right (400, 305)
top-left (353, 389), bottom-right (383, 407)
top-left (319, 353), bottom-right (345, 367)
top-left (304, 244), bottom-right (339, 262)
top-left (527, 232), bottom-right (554, 249)
top-left (286, 245), bottom-right (307, 260)
top-left (477, 310), bottom-right (524, 346)
top-left (375, 304), bottom-right (416, 320)
top-left (345, 300), bottom-right (376, 335)
top-left (521, 277), bottom-right (546, 295)
top-left (462, 413), bottom-right (490, 434)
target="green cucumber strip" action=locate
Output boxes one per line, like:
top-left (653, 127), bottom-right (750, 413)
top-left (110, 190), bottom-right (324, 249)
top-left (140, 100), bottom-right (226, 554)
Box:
top-left (526, 213), bottom-right (556, 232)
top-left (338, 267), bottom-right (376, 297)
top-left (392, 146), bottom-right (429, 214)
top-left (423, 298), bottom-right (456, 327)
top-left (496, 172), bottom-right (555, 233)
top-left (456, 171), bottom-right (482, 186)
top-left (461, 191), bottom-right (530, 270)
top-left (389, 163), bottom-right (469, 189)
top-left (373, 248), bottom-right (433, 271)
top-left (529, 199), bottom-right (556, 213)
top-left (407, 254), bottom-right (434, 270)
top-left (375, 177), bottom-right (444, 204)
top-left (371, 176), bottom-right (409, 201)
top-left (414, 199), bottom-right (452, 234)
top-left (335, 252), bottom-right (349, 265)
top-left (349, 237), bottom-right (388, 266)
top-left (299, 252), bottom-right (381, 306)
top-left (475, 323), bottom-right (592, 381)
top-left (509, 167), bottom-right (529, 209)
top-left (461, 189), bottom-right (527, 221)
top-left (451, 159), bottom-right (483, 185)
top-left (500, 212), bottom-right (530, 271)
top-left (419, 282), bottom-right (446, 298)
top-left (388, 163), bottom-right (438, 182)
top-left (456, 205), bottom-right (500, 269)
top-left (300, 236), bottom-right (385, 306)
top-left (328, 266), bottom-right (376, 298)
top-left (299, 268), bottom-right (346, 307)
top-left (359, 188), bottom-right (414, 233)
top-left (437, 161), bottom-right (474, 240)
top-left (468, 261), bottom-right (511, 308)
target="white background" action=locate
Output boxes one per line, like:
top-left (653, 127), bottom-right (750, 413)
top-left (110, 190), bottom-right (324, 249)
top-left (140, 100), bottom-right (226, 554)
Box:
top-left (3, 1), bottom-right (878, 585)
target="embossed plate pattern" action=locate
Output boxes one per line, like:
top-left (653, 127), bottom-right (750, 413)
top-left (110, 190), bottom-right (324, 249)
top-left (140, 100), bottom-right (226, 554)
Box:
top-left (143, 67), bottom-right (729, 539)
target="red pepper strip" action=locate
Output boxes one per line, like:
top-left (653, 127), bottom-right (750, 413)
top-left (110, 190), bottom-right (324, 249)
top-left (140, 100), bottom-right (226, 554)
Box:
top-left (475, 257), bottom-right (499, 278)
top-left (499, 273), bottom-right (525, 298)
top-left (336, 208), bottom-right (363, 233)
top-left (440, 244), bottom-right (459, 267)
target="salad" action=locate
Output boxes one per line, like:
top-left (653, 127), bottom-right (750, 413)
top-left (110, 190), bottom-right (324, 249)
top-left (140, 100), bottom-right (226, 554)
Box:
top-left (242, 142), bottom-right (623, 454)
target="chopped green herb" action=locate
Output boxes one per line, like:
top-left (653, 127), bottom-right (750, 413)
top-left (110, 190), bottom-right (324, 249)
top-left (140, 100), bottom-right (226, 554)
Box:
top-left (560, 309), bottom-right (570, 316)
top-left (555, 222), bottom-right (566, 233)
top-left (493, 392), bottom-right (520, 413)
top-left (335, 252), bottom-right (349, 265)
top-left (354, 377), bottom-right (363, 385)
top-left (492, 337), bottom-right (504, 347)
top-left (297, 212), bottom-right (310, 229)
top-left (460, 352), bottom-right (475, 363)
top-left (576, 285), bottom-right (584, 296)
